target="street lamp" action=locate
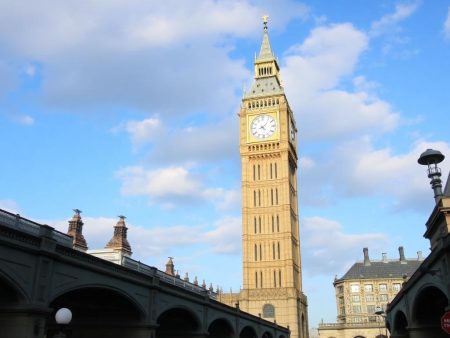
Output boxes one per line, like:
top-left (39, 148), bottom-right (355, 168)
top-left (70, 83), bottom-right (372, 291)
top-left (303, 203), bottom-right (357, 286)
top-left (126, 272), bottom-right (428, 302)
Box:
top-left (54, 308), bottom-right (72, 338)
top-left (374, 307), bottom-right (388, 338)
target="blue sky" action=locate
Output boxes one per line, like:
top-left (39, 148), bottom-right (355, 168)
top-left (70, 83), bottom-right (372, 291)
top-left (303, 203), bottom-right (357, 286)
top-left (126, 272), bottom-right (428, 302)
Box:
top-left (1, 0), bottom-right (450, 330)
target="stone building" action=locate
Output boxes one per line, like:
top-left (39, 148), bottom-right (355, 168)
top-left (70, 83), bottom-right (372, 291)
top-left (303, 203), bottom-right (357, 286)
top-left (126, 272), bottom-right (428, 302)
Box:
top-left (318, 247), bottom-right (422, 338)
top-left (386, 149), bottom-right (450, 338)
top-left (220, 16), bottom-right (309, 338)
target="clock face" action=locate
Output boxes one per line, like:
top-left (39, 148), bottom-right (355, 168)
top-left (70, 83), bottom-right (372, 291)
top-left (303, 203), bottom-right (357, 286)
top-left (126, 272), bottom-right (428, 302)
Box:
top-left (251, 114), bottom-right (276, 139)
top-left (290, 120), bottom-right (295, 141)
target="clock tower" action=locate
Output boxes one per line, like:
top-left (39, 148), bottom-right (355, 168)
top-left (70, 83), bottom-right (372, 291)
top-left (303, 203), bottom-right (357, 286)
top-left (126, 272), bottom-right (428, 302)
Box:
top-left (237, 17), bottom-right (309, 338)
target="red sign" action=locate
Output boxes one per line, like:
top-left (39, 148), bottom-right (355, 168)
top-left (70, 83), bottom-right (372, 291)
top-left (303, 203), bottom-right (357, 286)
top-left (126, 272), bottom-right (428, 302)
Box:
top-left (441, 311), bottom-right (450, 334)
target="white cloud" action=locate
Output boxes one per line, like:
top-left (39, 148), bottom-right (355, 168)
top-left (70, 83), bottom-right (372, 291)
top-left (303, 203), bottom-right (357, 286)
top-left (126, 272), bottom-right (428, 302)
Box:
top-left (48, 213), bottom-right (241, 261)
top-left (13, 114), bottom-right (34, 126)
top-left (126, 117), bottom-right (162, 147)
top-left (302, 216), bottom-right (387, 275)
top-left (0, 199), bottom-right (20, 214)
top-left (282, 23), bottom-right (399, 141)
top-left (116, 165), bottom-right (239, 209)
top-left (300, 138), bottom-right (450, 209)
top-left (117, 166), bottom-right (200, 198)
top-left (444, 7), bottom-right (450, 40)
top-left (370, 2), bottom-right (420, 37)
top-left (0, 0), bottom-right (306, 115)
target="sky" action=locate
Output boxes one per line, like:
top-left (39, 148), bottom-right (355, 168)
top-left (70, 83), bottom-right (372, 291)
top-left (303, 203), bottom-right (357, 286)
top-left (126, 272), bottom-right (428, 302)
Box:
top-left (1, 0), bottom-right (450, 330)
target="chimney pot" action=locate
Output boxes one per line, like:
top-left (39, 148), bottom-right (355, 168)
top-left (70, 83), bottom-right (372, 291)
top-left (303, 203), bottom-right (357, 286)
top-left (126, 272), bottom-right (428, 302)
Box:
top-left (417, 251), bottom-right (423, 261)
top-left (363, 247), bottom-right (371, 266)
top-left (399, 246), bottom-right (406, 263)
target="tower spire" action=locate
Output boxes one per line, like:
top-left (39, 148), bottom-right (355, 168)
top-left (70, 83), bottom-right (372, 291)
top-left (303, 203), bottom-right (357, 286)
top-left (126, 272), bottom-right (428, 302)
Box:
top-left (257, 15), bottom-right (275, 62)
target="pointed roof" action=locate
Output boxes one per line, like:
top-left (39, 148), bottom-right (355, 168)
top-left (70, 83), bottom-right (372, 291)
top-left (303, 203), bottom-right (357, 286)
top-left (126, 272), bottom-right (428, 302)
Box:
top-left (256, 15), bottom-right (275, 62)
top-left (444, 171), bottom-right (450, 196)
top-left (105, 215), bottom-right (132, 256)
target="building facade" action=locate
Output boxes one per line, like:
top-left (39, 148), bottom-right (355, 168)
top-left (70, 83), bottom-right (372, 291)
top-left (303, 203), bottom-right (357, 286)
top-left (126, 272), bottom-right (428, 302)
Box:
top-left (221, 17), bottom-right (309, 338)
top-left (386, 149), bottom-right (450, 338)
top-left (318, 247), bottom-right (422, 338)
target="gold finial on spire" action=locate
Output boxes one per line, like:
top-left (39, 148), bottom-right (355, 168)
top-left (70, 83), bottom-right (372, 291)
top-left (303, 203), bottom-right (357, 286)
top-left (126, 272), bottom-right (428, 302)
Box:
top-left (262, 15), bottom-right (269, 32)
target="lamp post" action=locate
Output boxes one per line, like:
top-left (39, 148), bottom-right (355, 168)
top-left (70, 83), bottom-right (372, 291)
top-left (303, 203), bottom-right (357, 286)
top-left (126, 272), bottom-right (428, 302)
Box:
top-left (54, 308), bottom-right (72, 338)
top-left (375, 307), bottom-right (388, 338)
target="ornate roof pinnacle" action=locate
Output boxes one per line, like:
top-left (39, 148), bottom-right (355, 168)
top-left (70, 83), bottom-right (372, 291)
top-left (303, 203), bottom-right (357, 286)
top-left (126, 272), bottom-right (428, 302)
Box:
top-left (262, 15), bottom-right (269, 32)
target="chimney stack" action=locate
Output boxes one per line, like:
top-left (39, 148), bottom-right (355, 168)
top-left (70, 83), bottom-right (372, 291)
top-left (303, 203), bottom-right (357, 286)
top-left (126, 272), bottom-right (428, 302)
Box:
top-left (417, 251), bottom-right (423, 261)
top-left (382, 252), bottom-right (388, 263)
top-left (363, 247), bottom-right (371, 266)
top-left (399, 246), bottom-right (406, 264)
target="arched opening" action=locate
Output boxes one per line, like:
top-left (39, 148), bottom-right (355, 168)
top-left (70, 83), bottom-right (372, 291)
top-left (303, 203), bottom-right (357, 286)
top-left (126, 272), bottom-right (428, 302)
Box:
top-left (413, 286), bottom-right (448, 325)
top-left (301, 313), bottom-right (307, 338)
top-left (48, 287), bottom-right (144, 338)
top-left (262, 331), bottom-right (273, 338)
top-left (262, 303), bottom-right (275, 318)
top-left (0, 275), bottom-right (23, 305)
top-left (392, 310), bottom-right (408, 337)
top-left (157, 307), bottom-right (200, 338)
top-left (0, 274), bottom-right (34, 338)
top-left (208, 318), bottom-right (234, 338)
top-left (412, 285), bottom-right (448, 337)
top-left (240, 325), bottom-right (257, 338)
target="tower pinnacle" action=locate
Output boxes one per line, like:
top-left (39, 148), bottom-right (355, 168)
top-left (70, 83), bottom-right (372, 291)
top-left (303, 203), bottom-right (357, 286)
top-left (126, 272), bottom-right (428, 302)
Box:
top-left (67, 209), bottom-right (88, 251)
top-left (105, 215), bottom-right (132, 256)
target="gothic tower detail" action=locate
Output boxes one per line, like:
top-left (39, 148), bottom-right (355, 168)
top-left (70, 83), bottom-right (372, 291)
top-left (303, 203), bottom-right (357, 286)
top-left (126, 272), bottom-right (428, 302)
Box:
top-left (67, 209), bottom-right (88, 251)
top-left (237, 17), bottom-right (309, 338)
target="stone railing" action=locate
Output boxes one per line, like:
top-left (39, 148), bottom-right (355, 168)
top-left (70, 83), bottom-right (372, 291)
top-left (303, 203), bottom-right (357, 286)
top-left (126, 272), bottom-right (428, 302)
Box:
top-left (122, 256), bottom-right (217, 300)
top-left (0, 208), bottom-right (72, 247)
top-left (319, 321), bottom-right (385, 329)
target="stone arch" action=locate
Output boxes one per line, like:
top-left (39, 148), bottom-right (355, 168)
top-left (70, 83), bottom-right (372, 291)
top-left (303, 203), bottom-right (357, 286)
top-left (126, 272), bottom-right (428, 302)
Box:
top-left (0, 269), bottom-right (28, 304)
top-left (48, 285), bottom-right (146, 338)
top-left (412, 285), bottom-right (448, 326)
top-left (392, 310), bottom-right (408, 337)
top-left (0, 264), bottom-right (29, 303)
top-left (262, 331), bottom-right (274, 338)
top-left (208, 318), bottom-right (234, 338)
top-left (240, 325), bottom-right (257, 338)
top-left (157, 307), bottom-right (201, 338)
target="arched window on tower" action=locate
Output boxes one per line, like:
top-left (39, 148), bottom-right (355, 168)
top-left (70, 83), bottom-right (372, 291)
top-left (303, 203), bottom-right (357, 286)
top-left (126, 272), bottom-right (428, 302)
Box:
top-left (262, 304), bottom-right (275, 318)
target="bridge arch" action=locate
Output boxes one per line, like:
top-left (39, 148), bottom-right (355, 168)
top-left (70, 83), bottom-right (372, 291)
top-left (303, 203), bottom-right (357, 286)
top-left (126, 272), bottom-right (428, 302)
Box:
top-left (412, 284), bottom-right (448, 326)
top-left (157, 307), bottom-right (201, 338)
top-left (262, 331), bottom-right (274, 338)
top-left (0, 264), bottom-right (30, 303)
top-left (392, 310), bottom-right (408, 337)
top-left (47, 285), bottom-right (146, 338)
top-left (240, 325), bottom-right (257, 338)
top-left (208, 317), bottom-right (234, 338)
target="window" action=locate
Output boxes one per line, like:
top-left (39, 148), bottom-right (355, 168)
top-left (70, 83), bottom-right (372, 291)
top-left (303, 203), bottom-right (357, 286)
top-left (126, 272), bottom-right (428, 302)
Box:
top-left (379, 284), bottom-right (387, 292)
top-left (364, 284), bottom-right (373, 292)
top-left (338, 297), bottom-right (344, 306)
top-left (352, 305), bottom-right (361, 314)
top-left (393, 283), bottom-right (401, 292)
top-left (277, 215), bottom-right (279, 231)
top-left (272, 243), bottom-right (275, 259)
top-left (339, 306), bottom-right (345, 315)
top-left (379, 294), bottom-right (388, 301)
top-left (367, 305), bottom-right (376, 314)
top-left (337, 285), bottom-right (344, 294)
top-left (366, 295), bottom-right (374, 302)
top-left (279, 270), bottom-right (282, 287)
top-left (351, 295), bottom-right (360, 302)
top-left (254, 217), bottom-right (257, 234)
top-left (259, 244), bottom-right (262, 260)
top-left (262, 304), bottom-right (275, 318)
top-left (277, 242), bottom-right (280, 259)
top-left (260, 271), bottom-right (263, 287)
top-left (258, 217), bottom-right (261, 233)
top-left (350, 284), bottom-right (360, 293)
top-left (272, 215), bottom-right (274, 232)
top-left (254, 244), bottom-right (257, 261)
